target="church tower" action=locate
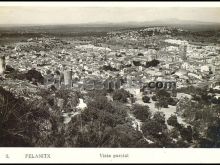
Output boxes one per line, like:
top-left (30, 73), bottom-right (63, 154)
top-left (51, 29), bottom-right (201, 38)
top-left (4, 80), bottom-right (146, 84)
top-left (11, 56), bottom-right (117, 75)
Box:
top-left (0, 56), bottom-right (6, 75)
top-left (179, 44), bottom-right (187, 61)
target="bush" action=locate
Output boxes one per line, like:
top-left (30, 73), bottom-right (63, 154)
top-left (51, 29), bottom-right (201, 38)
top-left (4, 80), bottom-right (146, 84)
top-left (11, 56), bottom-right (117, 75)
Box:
top-left (142, 95), bottom-right (150, 103)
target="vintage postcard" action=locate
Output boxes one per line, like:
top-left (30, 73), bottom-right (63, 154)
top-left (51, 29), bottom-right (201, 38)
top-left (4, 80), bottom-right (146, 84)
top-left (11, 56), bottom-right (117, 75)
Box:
top-left (0, 1), bottom-right (220, 164)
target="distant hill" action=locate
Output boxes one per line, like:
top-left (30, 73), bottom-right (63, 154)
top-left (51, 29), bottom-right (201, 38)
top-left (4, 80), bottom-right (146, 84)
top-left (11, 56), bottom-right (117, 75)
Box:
top-left (0, 18), bottom-right (220, 34)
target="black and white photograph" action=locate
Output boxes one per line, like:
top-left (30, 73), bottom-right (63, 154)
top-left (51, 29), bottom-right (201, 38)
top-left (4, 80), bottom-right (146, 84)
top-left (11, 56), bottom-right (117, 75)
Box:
top-left (0, 2), bottom-right (220, 162)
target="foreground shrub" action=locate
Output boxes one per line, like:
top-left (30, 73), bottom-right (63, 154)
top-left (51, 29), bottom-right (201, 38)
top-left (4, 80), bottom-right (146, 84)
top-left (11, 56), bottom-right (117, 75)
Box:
top-left (0, 86), bottom-right (64, 147)
top-left (64, 96), bottom-right (145, 147)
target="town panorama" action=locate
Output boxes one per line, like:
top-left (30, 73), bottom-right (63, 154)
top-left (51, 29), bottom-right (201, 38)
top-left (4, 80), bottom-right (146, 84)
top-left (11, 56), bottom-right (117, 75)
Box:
top-left (0, 7), bottom-right (220, 148)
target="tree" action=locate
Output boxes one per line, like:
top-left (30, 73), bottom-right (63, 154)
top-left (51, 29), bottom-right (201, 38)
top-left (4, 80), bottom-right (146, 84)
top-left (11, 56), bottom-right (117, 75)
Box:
top-left (145, 59), bottom-right (160, 68)
top-left (135, 138), bottom-right (158, 148)
top-left (179, 126), bottom-right (193, 143)
top-left (167, 97), bottom-right (178, 106)
top-left (211, 97), bottom-right (220, 104)
top-left (152, 95), bottom-right (157, 101)
top-left (5, 65), bottom-right (15, 72)
top-left (155, 90), bottom-right (171, 108)
top-left (175, 139), bottom-right (191, 148)
top-left (107, 124), bottom-right (143, 147)
top-left (199, 138), bottom-right (216, 148)
top-left (82, 96), bottom-right (129, 128)
top-left (133, 61), bottom-right (141, 66)
top-left (156, 89), bottom-right (171, 100)
top-left (132, 104), bottom-right (151, 122)
top-left (167, 115), bottom-right (179, 127)
top-left (25, 69), bottom-right (44, 84)
top-left (155, 102), bottom-right (161, 110)
top-left (204, 119), bottom-right (220, 147)
top-left (176, 97), bottom-right (191, 116)
top-left (156, 100), bottom-right (169, 108)
top-left (112, 89), bottom-right (131, 103)
top-left (137, 53), bottom-right (144, 56)
top-left (142, 120), bottom-right (163, 137)
top-left (141, 119), bottom-right (167, 141)
top-left (169, 127), bottom-right (180, 139)
top-left (153, 112), bottom-right (166, 125)
top-left (144, 112), bottom-right (173, 147)
top-left (87, 89), bottom-right (107, 98)
top-left (142, 95), bottom-right (150, 103)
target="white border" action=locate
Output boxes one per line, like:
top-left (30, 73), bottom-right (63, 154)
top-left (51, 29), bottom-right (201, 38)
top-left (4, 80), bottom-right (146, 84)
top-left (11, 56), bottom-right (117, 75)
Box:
top-left (0, 1), bottom-right (220, 164)
top-left (0, 148), bottom-right (220, 163)
top-left (0, 2), bottom-right (220, 7)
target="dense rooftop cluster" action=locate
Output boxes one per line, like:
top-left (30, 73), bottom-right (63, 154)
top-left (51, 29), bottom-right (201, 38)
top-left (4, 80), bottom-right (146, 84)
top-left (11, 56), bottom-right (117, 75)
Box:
top-left (0, 26), bottom-right (220, 147)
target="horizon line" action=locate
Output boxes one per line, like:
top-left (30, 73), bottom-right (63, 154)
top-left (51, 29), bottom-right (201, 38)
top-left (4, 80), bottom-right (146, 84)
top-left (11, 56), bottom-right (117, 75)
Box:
top-left (1, 19), bottom-right (220, 27)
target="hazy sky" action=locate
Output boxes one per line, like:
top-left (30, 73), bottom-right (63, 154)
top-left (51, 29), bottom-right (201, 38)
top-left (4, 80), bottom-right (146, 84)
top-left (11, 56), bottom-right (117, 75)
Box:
top-left (0, 7), bottom-right (220, 25)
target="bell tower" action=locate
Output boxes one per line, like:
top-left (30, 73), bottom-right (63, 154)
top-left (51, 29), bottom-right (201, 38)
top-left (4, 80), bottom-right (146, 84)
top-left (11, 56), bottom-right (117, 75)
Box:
top-left (0, 56), bottom-right (6, 75)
